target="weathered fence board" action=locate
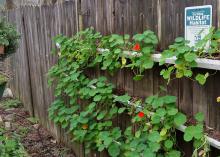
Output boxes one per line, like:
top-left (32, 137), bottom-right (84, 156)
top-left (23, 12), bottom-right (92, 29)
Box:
top-left (1, 0), bottom-right (220, 156)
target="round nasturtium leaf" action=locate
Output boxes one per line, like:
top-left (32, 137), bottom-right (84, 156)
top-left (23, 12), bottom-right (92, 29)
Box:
top-left (164, 140), bottom-right (173, 149)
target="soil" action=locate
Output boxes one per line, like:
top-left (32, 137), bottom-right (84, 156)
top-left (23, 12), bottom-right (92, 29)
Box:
top-left (0, 98), bottom-right (76, 157)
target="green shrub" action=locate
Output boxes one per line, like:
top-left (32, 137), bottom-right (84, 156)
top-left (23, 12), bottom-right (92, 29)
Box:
top-left (0, 73), bottom-right (7, 85)
top-left (0, 128), bottom-right (28, 157)
top-left (0, 17), bottom-right (20, 56)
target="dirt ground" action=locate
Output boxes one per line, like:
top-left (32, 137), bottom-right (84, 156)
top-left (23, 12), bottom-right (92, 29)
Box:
top-left (0, 98), bottom-right (76, 157)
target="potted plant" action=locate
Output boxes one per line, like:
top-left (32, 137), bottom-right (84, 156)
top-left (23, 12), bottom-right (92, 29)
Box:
top-left (0, 73), bottom-right (8, 98)
top-left (0, 17), bottom-right (20, 56)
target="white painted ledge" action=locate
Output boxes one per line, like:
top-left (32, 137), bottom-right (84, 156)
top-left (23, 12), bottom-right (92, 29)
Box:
top-left (56, 45), bottom-right (220, 71)
top-left (153, 54), bottom-right (220, 71)
top-left (97, 48), bottom-right (220, 71)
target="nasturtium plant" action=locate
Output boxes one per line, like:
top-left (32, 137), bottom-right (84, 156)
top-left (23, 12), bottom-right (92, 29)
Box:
top-left (127, 30), bottom-right (158, 80)
top-left (160, 28), bottom-right (220, 85)
top-left (209, 28), bottom-right (220, 55)
top-left (195, 73), bottom-right (209, 85)
top-left (48, 28), bottom-right (209, 157)
top-left (160, 37), bottom-right (210, 85)
top-left (95, 30), bottom-right (158, 80)
top-left (119, 95), bottom-right (189, 157)
top-left (183, 112), bottom-right (209, 157)
top-left (0, 18), bottom-right (20, 56)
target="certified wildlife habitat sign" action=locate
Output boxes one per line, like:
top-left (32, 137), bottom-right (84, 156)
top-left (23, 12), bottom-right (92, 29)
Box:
top-left (185, 5), bottom-right (212, 47)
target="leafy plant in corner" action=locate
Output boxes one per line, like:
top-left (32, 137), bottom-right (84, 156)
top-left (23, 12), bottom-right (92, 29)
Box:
top-left (0, 127), bottom-right (28, 157)
top-left (0, 17), bottom-right (20, 56)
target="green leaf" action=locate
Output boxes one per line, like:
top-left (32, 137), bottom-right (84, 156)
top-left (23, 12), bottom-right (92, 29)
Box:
top-left (142, 47), bottom-right (152, 54)
top-left (151, 115), bottom-right (161, 124)
top-left (114, 94), bottom-right (131, 104)
top-left (148, 131), bottom-right (160, 142)
top-left (133, 75), bottom-right (144, 81)
top-left (124, 34), bottom-right (130, 40)
top-left (176, 70), bottom-right (184, 78)
top-left (124, 126), bottom-right (132, 136)
top-left (143, 148), bottom-right (156, 157)
top-left (112, 127), bottom-right (121, 139)
top-left (151, 97), bottom-right (164, 109)
top-left (163, 95), bottom-right (177, 104)
top-left (89, 90), bottom-right (97, 97)
top-left (164, 140), bottom-right (173, 149)
top-left (118, 107), bottom-right (126, 114)
top-left (103, 59), bottom-right (112, 68)
top-left (184, 53), bottom-right (197, 62)
top-left (97, 111), bottom-right (107, 120)
top-left (184, 126), bottom-right (194, 142)
top-left (156, 108), bottom-right (166, 117)
top-left (195, 73), bottom-right (209, 85)
top-left (184, 131), bottom-right (193, 142)
top-left (194, 112), bottom-right (204, 122)
top-left (108, 143), bottom-right (120, 157)
top-left (167, 150), bottom-right (181, 157)
top-left (88, 102), bottom-right (96, 112)
top-left (94, 95), bottom-right (102, 102)
top-left (160, 67), bottom-right (174, 80)
top-left (175, 37), bottom-right (184, 43)
top-left (174, 113), bottom-right (186, 126)
top-left (194, 124), bottom-right (204, 140)
top-left (160, 128), bottom-right (167, 136)
top-left (184, 124), bottom-right (203, 142)
top-left (142, 59), bottom-right (154, 69)
top-left (104, 137), bottom-right (113, 146)
top-left (160, 50), bottom-right (175, 65)
top-left (78, 116), bottom-right (89, 124)
top-left (109, 107), bottom-right (118, 116)
top-left (114, 48), bottom-right (121, 54)
top-left (184, 69), bottom-right (193, 77)
top-left (149, 142), bottom-right (161, 152)
top-left (135, 130), bottom-right (141, 138)
top-left (167, 108), bottom-right (178, 116)
top-left (133, 34), bottom-right (145, 42)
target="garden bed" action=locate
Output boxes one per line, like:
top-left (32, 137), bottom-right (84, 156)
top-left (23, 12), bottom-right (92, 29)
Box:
top-left (0, 98), bottom-right (76, 157)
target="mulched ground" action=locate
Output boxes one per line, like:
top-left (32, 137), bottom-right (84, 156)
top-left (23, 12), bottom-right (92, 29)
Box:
top-left (0, 98), bottom-right (75, 157)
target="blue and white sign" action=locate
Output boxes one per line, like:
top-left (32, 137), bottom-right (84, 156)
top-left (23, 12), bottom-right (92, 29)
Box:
top-left (185, 5), bottom-right (212, 47)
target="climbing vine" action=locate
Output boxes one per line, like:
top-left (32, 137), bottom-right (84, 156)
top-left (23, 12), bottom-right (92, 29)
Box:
top-left (48, 28), bottom-right (213, 157)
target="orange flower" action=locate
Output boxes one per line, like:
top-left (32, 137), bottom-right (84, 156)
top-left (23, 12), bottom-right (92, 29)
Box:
top-left (132, 43), bottom-right (141, 51)
top-left (82, 124), bottom-right (88, 130)
top-left (138, 111), bottom-right (145, 118)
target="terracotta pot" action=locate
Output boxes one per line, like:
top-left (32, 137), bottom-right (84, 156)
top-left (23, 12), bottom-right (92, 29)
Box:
top-left (0, 45), bottom-right (5, 55)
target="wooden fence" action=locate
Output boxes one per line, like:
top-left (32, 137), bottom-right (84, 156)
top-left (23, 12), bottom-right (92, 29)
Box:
top-left (1, 0), bottom-right (220, 156)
